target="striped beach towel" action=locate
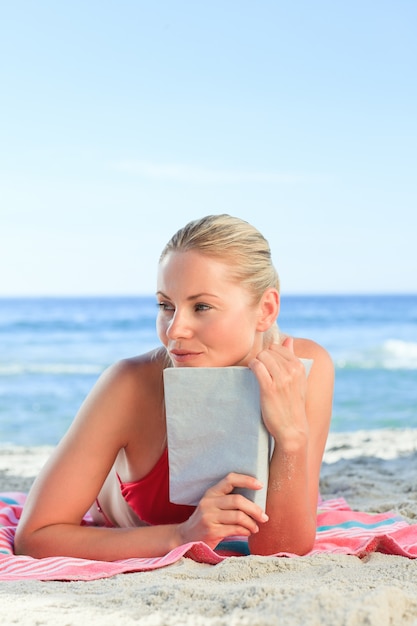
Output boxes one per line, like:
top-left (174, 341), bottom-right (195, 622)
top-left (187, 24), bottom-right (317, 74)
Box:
top-left (0, 492), bottom-right (416, 581)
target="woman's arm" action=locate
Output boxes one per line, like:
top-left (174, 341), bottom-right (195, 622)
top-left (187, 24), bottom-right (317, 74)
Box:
top-left (14, 359), bottom-right (184, 560)
top-left (248, 337), bottom-right (334, 556)
top-left (15, 357), bottom-right (269, 560)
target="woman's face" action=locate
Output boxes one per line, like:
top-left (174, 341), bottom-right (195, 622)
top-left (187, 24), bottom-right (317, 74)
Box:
top-left (156, 250), bottom-right (264, 367)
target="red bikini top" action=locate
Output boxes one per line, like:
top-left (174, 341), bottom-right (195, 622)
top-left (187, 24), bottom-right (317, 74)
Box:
top-left (119, 448), bottom-right (196, 526)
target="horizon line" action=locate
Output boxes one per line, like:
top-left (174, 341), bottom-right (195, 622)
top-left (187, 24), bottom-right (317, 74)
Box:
top-left (1, 292), bottom-right (416, 299)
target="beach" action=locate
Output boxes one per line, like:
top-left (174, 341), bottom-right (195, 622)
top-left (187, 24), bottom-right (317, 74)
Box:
top-left (1, 429), bottom-right (417, 626)
top-left (2, 295), bottom-right (417, 624)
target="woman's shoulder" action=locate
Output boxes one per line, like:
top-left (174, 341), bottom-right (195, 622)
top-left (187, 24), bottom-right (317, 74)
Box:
top-left (90, 349), bottom-right (166, 398)
top-left (292, 337), bottom-right (334, 370)
top-left (110, 347), bottom-right (167, 374)
top-left (103, 348), bottom-right (167, 387)
top-left (72, 348), bottom-right (168, 441)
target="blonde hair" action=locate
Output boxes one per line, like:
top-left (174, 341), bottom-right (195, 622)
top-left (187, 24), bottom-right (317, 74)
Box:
top-left (159, 214), bottom-right (280, 345)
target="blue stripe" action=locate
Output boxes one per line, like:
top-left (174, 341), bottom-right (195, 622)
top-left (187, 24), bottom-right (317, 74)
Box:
top-left (0, 496), bottom-right (20, 505)
top-left (317, 516), bottom-right (403, 533)
top-left (215, 540), bottom-right (250, 555)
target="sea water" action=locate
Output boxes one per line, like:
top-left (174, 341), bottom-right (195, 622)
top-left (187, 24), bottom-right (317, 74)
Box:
top-left (0, 295), bottom-right (416, 446)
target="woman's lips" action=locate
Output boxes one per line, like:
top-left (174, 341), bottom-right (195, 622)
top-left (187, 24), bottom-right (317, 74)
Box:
top-left (169, 350), bottom-right (203, 364)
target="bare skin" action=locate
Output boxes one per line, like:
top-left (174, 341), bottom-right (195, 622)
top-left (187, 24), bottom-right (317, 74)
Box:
top-left (15, 250), bottom-right (334, 560)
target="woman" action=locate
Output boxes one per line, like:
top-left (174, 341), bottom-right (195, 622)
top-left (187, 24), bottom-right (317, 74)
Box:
top-left (15, 214), bottom-right (334, 560)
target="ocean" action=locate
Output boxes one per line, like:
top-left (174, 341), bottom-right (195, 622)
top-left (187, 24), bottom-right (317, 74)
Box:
top-left (1, 295), bottom-right (416, 446)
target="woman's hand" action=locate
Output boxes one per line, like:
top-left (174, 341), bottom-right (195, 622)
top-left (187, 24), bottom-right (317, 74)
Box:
top-left (247, 337), bottom-right (334, 556)
top-left (177, 473), bottom-right (269, 549)
top-left (248, 336), bottom-right (309, 446)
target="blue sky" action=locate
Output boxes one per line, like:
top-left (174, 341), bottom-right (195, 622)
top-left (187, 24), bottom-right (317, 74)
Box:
top-left (1, 0), bottom-right (416, 296)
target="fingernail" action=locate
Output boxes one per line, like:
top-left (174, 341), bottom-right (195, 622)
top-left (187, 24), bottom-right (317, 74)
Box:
top-left (261, 513), bottom-right (269, 522)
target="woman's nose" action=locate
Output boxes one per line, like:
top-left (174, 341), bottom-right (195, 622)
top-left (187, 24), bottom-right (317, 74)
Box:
top-left (166, 310), bottom-right (193, 339)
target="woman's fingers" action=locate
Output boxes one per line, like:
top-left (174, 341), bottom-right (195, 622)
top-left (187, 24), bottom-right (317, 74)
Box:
top-left (203, 473), bottom-right (269, 524)
top-left (281, 336), bottom-right (294, 352)
top-left (205, 472), bottom-right (262, 497)
top-left (178, 472), bottom-right (269, 548)
top-left (248, 337), bottom-right (309, 442)
top-left (210, 507), bottom-right (260, 536)
top-left (250, 337), bottom-right (306, 385)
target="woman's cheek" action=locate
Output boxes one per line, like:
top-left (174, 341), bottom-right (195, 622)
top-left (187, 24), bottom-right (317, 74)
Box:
top-left (156, 318), bottom-right (168, 345)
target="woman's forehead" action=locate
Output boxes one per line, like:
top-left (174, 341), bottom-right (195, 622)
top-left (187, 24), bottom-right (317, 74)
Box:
top-left (157, 251), bottom-right (240, 293)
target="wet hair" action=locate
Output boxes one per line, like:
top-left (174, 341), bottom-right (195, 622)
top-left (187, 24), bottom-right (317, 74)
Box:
top-left (159, 214), bottom-right (280, 345)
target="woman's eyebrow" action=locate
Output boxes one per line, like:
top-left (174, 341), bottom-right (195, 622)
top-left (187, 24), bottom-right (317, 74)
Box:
top-left (156, 291), bottom-right (220, 301)
top-left (187, 292), bottom-right (220, 300)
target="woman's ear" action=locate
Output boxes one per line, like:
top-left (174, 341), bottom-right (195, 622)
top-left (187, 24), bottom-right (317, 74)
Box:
top-left (256, 288), bottom-right (280, 331)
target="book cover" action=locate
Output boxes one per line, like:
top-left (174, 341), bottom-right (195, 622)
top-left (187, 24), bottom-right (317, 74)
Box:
top-left (164, 360), bottom-right (312, 510)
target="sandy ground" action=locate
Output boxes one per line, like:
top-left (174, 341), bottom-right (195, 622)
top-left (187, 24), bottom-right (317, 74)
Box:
top-left (1, 429), bottom-right (417, 626)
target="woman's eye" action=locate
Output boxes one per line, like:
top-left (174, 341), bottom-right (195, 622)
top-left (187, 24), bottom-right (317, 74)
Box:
top-left (195, 303), bottom-right (211, 311)
top-left (157, 302), bottom-right (174, 312)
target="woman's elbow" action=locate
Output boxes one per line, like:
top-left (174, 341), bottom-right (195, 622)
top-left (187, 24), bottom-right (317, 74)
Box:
top-left (249, 528), bottom-right (316, 556)
top-left (14, 527), bottom-right (32, 557)
top-left (14, 525), bottom-right (46, 558)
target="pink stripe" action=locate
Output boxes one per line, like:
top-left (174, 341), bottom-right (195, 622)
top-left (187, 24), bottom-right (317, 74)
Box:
top-left (1, 493), bottom-right (417, 581)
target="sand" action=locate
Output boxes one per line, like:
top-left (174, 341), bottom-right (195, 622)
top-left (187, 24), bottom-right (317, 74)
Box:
top-left (1, 429), bottom-right (417, 626)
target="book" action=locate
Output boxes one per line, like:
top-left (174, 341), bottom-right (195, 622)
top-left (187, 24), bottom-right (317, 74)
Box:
top-left (164, 360), bottom-right (312, 510)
